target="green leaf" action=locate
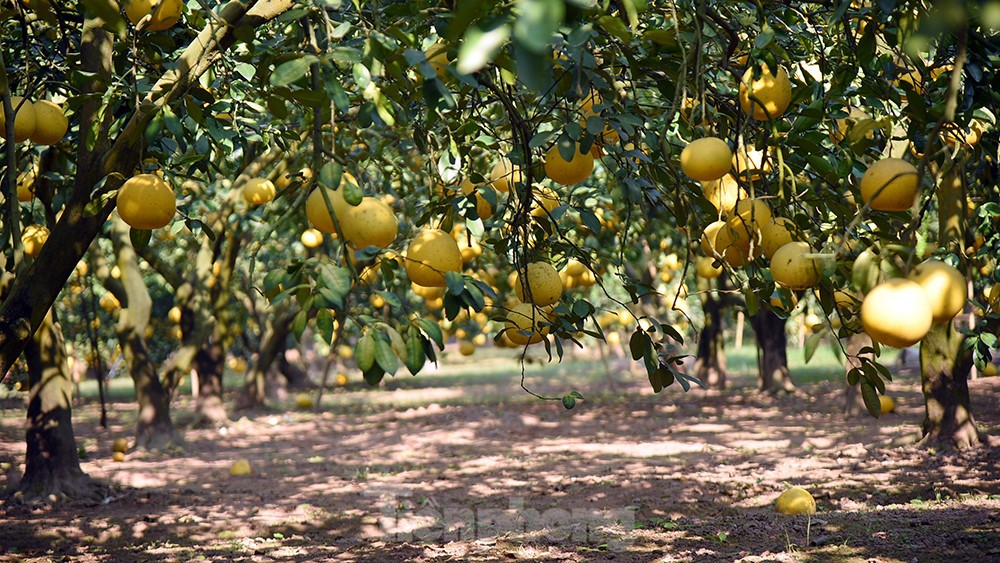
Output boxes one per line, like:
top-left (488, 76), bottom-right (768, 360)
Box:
top-left (270, 56), bottom-right (318, 87)
top-left (445, 271), bottom-right (465, 296)
top-left (404, 330), bottom-right (425, 374)
top-left (356, 332), bottom-right (376, 372)
top-left (316, 309), bottom-right (335, 345)
top-left (415, 318), bottom-right (444, 349)
top-left (597, 15), bottom-right (632, 43)
top-left (363, 364), bottom-right (385, 386)
top-left (804, 332), bottom-right (823, 364)
top-left (342, 177), bottom-right (364, 206)
top-left (80, 0), bottom-right (125, 34)
top-left (375, 337), bottom-right (398, 375)
top-left (629, 330), bottom-right (651, 361)
top-left (292, 310), bottom-right (309, 341)
top-left (514, 0), bottom-right (565, 53)
top-left (457, 24), bottom-right (511, 75)
top-left (129, 228), bottom-right (152, 251)
top-left (861, 381), bottom-right (881, 419)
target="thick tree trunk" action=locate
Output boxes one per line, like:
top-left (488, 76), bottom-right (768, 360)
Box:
top-left (279, 350), bottom-right (314, 390)
top-left (109, 218), bottom-right (178, 450)
top-left (919, 322), bottom-right (981, 450)
top-left (694, 292), bottom-right (726, 389)
top-left (750, 309), bottom-right (794, 395)
top-left (194, 343), bottom-right (228, 425)
top-left (242, 312), bottom-right (296, 406)
top-left (17, 313), bottom-right (102, 501)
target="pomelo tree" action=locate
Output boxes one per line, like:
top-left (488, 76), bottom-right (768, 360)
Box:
top-left (2, 0), bottom-right (998, 500)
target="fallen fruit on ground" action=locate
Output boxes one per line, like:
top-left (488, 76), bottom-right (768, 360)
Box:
top-left (774, 486), bottom-right (816, 515)
top-left (229, 459), bottom-right (252, 476)
top-left (880, 395), bottom-right (896, 414)
top-left (295, 394), bottom-right (314, 409)
top-left (112, 438), bottom-right (129, 454)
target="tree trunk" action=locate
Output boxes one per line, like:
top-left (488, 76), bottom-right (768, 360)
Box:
top-left (242, 312), bottom-right (296, 406)
top-left (919, 322), bottom-right (981, 450)
top-left (750, 309), bottom-right (794, 394)
top-left (109, 218), bottom-right (178, 450)
top-left (18, 312), bottom-right (102, 501)
top-left (194, 342), bottom-right (227, 425)
top-left (694, 292), bottom-right (726, 389)
top-left (279, 350), bottom-right (314, 390)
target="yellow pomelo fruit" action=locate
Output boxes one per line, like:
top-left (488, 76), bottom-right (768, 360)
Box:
top-left (983, 363), bottom-right (998, 377)
top-left (305, 172), bottom-right (357, 233)
top-left (405, 228), bottom-right (463, 287)
top-left (732, 147), bottom-right (770, 180)
top-left (301, 228), bottom-right (324, 248)
top-left (229, 459), bottom-right (252, 476)
top-left (412, 283), bottom-right (445, 300)
top-left (168, 306), bottom-right (182, 324)
top-left (530, 186), bottom-right (561, 217)
top-left (714, 223), bottom-right (757, 267)
top-left (513, 262), bottom-right (563, 306)
top-left (0, 96), bottom-right (37, 142)
top-left (459, 178), bottom-right (494, 220)
top-left (17, 168), bottom-right (35, 202)
top-left (456, 234), bottom-right (482, 265)
top-left (489, 157), bottom-right (523, 193)
top-left (879, 395), bottom-right (895, 414)
top-left (859, 158), bottom-right (918, 212)
top-left (739, 63), bottom-right (792, 121)
top-left (861, 278), bottom-right (933, 348)
top-left (473, 333), bottom-right (487, 346)
top-left (335, 373), bottom-right (349, 386)
top-left (117, 174), bottom-right (176, 230)
top-left (908, 259), bottom-right (967, 323)
top-left (565, 258), bottom-right (586, 277)
top-left (760, 217), bottom-right (796, 260)
top-left (680, 137), bottom-right (732, 181)
top-left (99, 292), bottom-right (119, 312)
top-left (544, 144), bottom-right (594, 185)
top-left (295, 393), bottom-right (314, 409)
top-left (458, 341), bottom-right (475, 356)
top-left (726, 198), bottom-right (772, 239)
top-left (702, 174), bottom-right (746, 214)
top-left (112, 438), bottom-right (129, 453)
top-left (21, 225), bottom-right (49, 257)
top-left (834, 289), bottom-right (857, 310)
top-left (426, 42), bottom-right (450, 79)
top-left (580, 89), bottom-right (602, 116)
top-left (370, 293), bottom-right (386, 309)
top-left (504, 302), bottom-right (551, 345)
top-left (125, 0), bottom-right (182, 31)
top-left (774, 487), bottom-right (816, 515)
top-left (701, 221), bottom-right (728, 256)
top-left (29, 100), bottom-right (68, 145)
top-left (242, 178), bottom-right (276, 206)
top-left (771, 242), bottom-right (822, 290)
top-left (112, 451), bottom-right (126, 462)
top-left (342, 197), bottom-right (398, 249)
top-left (695, 256), bottom-right (723, 279)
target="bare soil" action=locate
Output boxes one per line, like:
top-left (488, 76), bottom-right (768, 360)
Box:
top-left (1, 359), bottom-right (999, 562)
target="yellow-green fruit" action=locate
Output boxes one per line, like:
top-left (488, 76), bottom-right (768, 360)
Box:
top-left (112, 438), bottom-right (129, 453)
top-left (459, 178), bottom-right (494, 220)
top-left (125, 0), bottom-right (182, 31)
top-left (695, 256), bottom-right (723, 279)
top-left (112, 451), bottom-right (126, 462)
top-left (21, 225), bottom-right (49, 257)
top-left (702, 175), bottom-right (746, 214)
top-left (530, 186), bottom-right (561, 217)
top-left (295, 393), bottom-right (314, 409)
top-left (771, 242), bottom-right (822, 290)
top-left (301, 228), bottom-right (324, 248)
top-left (405, 228), bottom-right (463, 287)
top-left (861, 279), bottom-right (933, 348)
top-left (117, 174), bottom-right (177, 229)
top-left (760, 217), bottom-right (796, 260)
top-left (489, 157), bottom-right (522, 193)
top-left (229, 459), bottom-right (252, 476)
top-left (342, 197), bottom-right (398, 249)
top-left (908, 259), bottom-right (967, 323)
top-left (29, 100), bottom-right (68, 145)
top-left (459, 341), bottom-right (475, 356)
top-left (774, 487), bottom-right (816, 515)
top-left (544, 144), bottom-right (595, 185)
top-left (0, 96), bottom-right (37, 142)
top-left (565, 258), bottom-right (586, 277)
top-left (700, 221), bottom-right (728, 255)
top-left (680, 137), bottom-right (732, 181)
top-left (504, 302), bottom-right (550, 345)
top-left (860, 158), bottom-right (919, 212)
top-left (305, 173), bottom-right (356, 233)
top-left (739, 63), bottom-right (792, 120)
top-left (513, 262), bottom-right (563, 306)
top-left (879, 395), bottom-right (895, 414)
top-left (726, 198), bottom-right (772, 239)
top-left (242, 178), bottom-right (276, 206)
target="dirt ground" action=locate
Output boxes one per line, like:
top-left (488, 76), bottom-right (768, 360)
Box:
top-left (1, 358), bottom-right (999, 562)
